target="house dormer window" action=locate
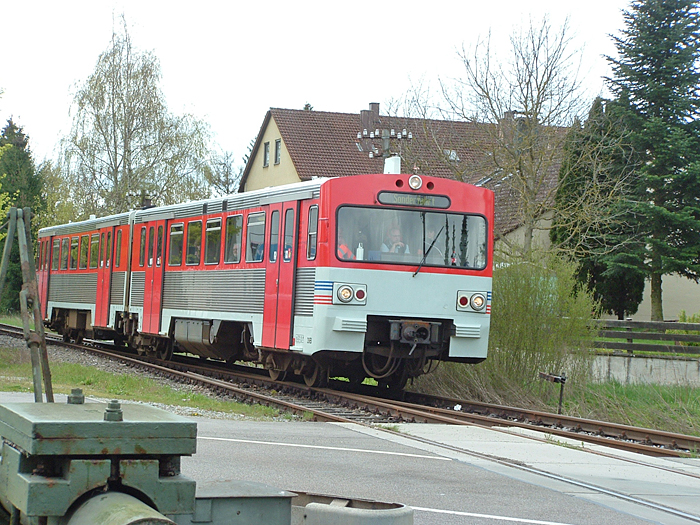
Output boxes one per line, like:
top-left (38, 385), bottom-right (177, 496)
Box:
top-left (263, 142), bottom-right (270, 167)
top-left (274, 139), bottom-right (281, 164)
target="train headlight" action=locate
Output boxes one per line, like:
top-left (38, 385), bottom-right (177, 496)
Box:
top-left (408, 175), bottom-right (423, 190)
top-left (337, 285), bottom-right (354, 303)
top-left (456, 291), bottom-right (489, 313)
top-left (470, 293), bottom-right (486, 311)
top-left (333, 283), bottom-right (367, 305)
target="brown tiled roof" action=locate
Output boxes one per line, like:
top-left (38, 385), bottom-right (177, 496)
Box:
top-left (239, 104), bottom-right (562, 237)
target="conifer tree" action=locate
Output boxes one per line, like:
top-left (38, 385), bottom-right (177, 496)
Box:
top-left (0, 119), bottom-right (44, 312)
top-left (607, 0), bottom-right (700, 320)
top-left (551, 97), bottom-right (645, 319)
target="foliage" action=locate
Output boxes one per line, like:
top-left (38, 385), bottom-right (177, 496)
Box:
top-left (551, 98), bottom-right (645, 319)
top-left (411, 253), bottom-right (596, 405)
top-left (606, 0), bottom-right (700, 320)
top-left (203, 149), bottom-right (243, 197)
top-left (668, 310), bottom-right (700, 346)
top-left (0, 120), bottom-right (43, 313)
top-left (438, 17), bottom-right (591, 258)
top-left (61, 17), bottom-right (211, 219)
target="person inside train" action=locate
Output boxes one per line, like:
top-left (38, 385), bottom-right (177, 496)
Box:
top-left (419, 224), bottom-right (444, 259)
top-left (381, 226), bottom-right (410, 254)
top-left (337, 230), bottom-right (355, 260)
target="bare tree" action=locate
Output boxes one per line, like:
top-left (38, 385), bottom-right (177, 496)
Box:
top-left (204, 149), bottom-right (243, 197)
top-left (438, 18), bottom-right (616, 258)
top-left (61, 17), bottom-right (210, 218)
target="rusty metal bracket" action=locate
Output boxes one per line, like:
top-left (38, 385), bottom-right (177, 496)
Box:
top-left (0, 207), bottom-right (53, 402)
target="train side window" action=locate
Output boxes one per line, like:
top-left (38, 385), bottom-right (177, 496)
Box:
top-left (246, 212), bottom-right (266, 262)
top-left (224, 215), bottom-right (242, 264)
top-left (53, 239), bottom-right (61, 271)
top-left (283, 208), bottom-right (294, 262)
top-left (78, 235), bottom-right (88, 269)
top-left (155, 227), bottom-right (162, 267)
top-left (307, 205), bottom-right (318, 260)
top-left (60, 238), bottom-right (69, 270)
top-left (205, 218), bottom-right (221, 265)
top-left (89, 234), bottom-right (99, 269)
top-left (147, 227), bottom-right (155, 267)
top-left (139, 227), bottom-right (147, 267)
top-left (269, 210), bottom-right (280, 262)
top-left (169, 224), bottom-right (184, 266)
top-left (186, 221), bottom-right (202, 265)
top-left (100, 232), bottom-right (106, 268)
top-left (115, 230), bottom-right (122, 268)
top-left (69, 237), bottom-right (79, 270)
top-left (106, 231), bottom-right (112, 267)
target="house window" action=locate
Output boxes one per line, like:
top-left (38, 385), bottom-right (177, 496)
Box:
top-left (263, 142), bottom-right (270, 167)
top-left (443, 149), bottom-right (460, 162)
top-left (274, 139), bottom-right (281, 165)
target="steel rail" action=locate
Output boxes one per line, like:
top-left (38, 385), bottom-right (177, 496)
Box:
top-left (1, 323), bottom-right (698, 458)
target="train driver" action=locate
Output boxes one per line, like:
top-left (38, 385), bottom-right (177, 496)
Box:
top-left (381, 227), bottom-right (410, 254)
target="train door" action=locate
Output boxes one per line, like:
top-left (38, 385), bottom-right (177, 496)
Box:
top-left (94, 227), bottom-right (113, 327)
top-left (262, 202), bottom-right (297, 348)
top-left (38, 237), bottom-right (51, 319)
top-left (142, 221), bottom-right (166, 334)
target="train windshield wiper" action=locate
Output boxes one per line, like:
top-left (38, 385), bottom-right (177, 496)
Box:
top-left (413, 226), bottom-right (444, 277)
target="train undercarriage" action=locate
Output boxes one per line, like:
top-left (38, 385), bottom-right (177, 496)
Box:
top-left (48, 308), bottom-right (460, 392)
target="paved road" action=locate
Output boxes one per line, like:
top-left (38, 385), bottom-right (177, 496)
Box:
top-left (2, 392), bottom-right (699, 525)
top-left (185, 418), bottom-right (700, 525)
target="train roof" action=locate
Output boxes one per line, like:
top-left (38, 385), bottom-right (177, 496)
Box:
top-left (38, 178), bottom-right (328, 238)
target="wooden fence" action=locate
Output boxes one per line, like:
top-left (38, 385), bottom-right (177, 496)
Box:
top-left (592, 319), bottom-right (700, 356)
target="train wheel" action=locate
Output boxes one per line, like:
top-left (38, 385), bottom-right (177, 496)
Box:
top-left (156, 340), bottom-right (173, 361)
top-left (269, 369), bottom-right (287, 381)
top-left (303, 362), bottom-right (328, 388)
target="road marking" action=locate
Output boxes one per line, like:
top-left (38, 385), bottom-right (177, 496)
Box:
top-left (199, 436), bottom-right (451, 461)
top-left (412, 507), bottom-right (576, 524)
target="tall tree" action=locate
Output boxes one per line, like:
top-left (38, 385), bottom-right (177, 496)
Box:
top-left (551, 97), bottom-right (645, 319)
top-left (61, 17), bottom-right (210, 218)
top-left (0, 119), bottom-right (44, 312)
top-left (607, 0), bottom-right (700, 320)
top-left (437, 18), bottom-right (617, 259)
top-left (203, 149), bottom-right (243, 197)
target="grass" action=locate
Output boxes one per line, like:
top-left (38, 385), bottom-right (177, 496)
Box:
top-left (411, 361), bottom-right (700, 437)
top-left (0, 346), bottom-right (282, 420)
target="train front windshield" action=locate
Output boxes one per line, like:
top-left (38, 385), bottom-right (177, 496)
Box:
top-left (337, 206), bottom-right (488, 270)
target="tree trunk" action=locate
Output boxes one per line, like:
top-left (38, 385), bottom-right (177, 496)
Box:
top-left (650, 273), bottom-right (663, 321)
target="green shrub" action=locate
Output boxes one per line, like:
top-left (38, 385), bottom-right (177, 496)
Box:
top-left (412, 253), bottom-right (596, 407)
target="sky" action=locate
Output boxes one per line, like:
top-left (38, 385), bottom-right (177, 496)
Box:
top-left (1, 1), bottom-right (631, 166)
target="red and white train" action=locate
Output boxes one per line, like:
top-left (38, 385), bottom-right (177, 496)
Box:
top-left (37, 173), bottom-right (494, 390)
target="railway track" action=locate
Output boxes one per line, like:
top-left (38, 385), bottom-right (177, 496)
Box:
top-left (3, 322), bottom-right (699, 458)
